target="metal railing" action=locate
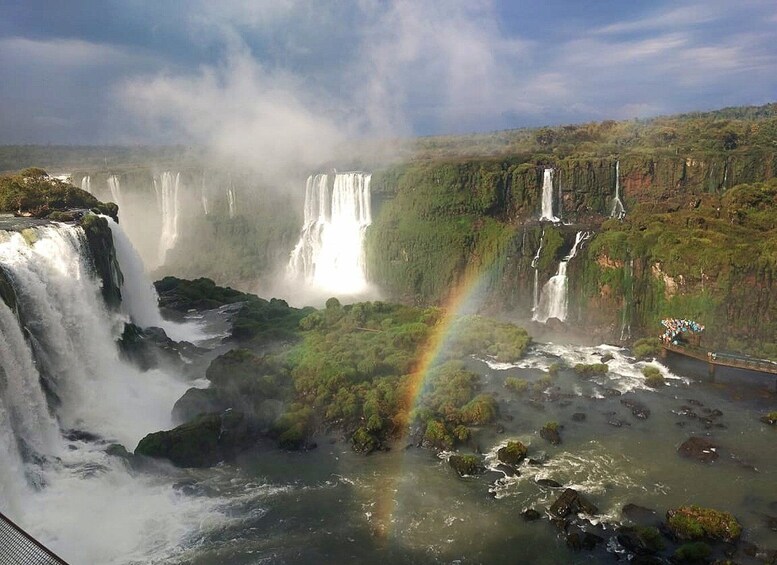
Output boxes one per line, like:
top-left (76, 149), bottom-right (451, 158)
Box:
top-left (0, 511), bottom-right (68, 565)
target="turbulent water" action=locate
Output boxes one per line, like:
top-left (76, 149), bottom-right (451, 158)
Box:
top-left (155, 171), bottom-right (181, 266)
top-left (0, 222), bottom-right (225, 563)
top-left (107, 174), bottom-right (123, 209)
top-left (539, 168), bottom-right (558, 222)
top-left (287, 172), bottom-right (373, 295)
top-left (533, 231), bottom-right (590, 323)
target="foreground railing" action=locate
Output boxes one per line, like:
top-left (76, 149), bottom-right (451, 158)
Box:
top-left (0, 511), bottom-right (68, 564)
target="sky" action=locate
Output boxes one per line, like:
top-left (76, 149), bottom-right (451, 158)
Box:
top-left (1, 0), bottom-right (776, 151)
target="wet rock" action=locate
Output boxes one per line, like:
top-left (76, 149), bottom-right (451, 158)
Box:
top-left (621, 398), bottom-right (651, 420)
top-left (617, 526), bottom-right (665, 555)
top-left (496, 464), bottom-right (518, 477)
top-left (526, 399), bottom-right (546, 411)
top-left (601, 387), bottom-right (623, 397)
top-left (760, 414), bottom-right (777, 426)
top-left (677, 436), bottom-right (719, 463)
top-left (581, 532), bottom-right (604, 550)
top-left (522, 508), bottom-right (542, 521)
top-left (483, 470), bottom-right (504, 485)
top-left (540, 422), bottom-right (562, 445)
top-left (495, 424), bottom-right (505, 434)
top-left (64, 429), bottom-right (103, 443)
top-left (571, 412), bottom-right (587, 422)
top-left (536, 478), bottom-right (563, 488)
top-left (566, 532), bottom-right (583, 551)
top-left (558, 400), bottom-right (572, 408)
top-left (549, 488), bottom-right (599, 518)
top-left (675, 421), bottom-right (688, 427)
top-left (607, 417), bottom-right (630, 428)
top-left (497, 441), bottom-right (528, 467)
top-left (687, 399), bottom-right (704, 407)
top-left (448, 454), bottom-right (485, 477)
top-left (601, 353), bottom-right (614, 363)
top-left (622, 503), bottom-right (659, 525)
top-left (764, 514), bottom-right (777, 532)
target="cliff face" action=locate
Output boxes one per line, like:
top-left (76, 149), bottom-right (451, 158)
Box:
top-left (366, 150), bottom-right (777, 357)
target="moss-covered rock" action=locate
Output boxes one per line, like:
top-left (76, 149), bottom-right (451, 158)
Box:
top-left (672, 541), bottom-right (712, 562)
top-left (549, 488), bottom-right (599, 518)
top-left (666, 505), bottom-right (742, 543)
top-left (642, 366), bottom-right (665, 388)
top-left (135, 410), bottom-right (256, 468)
top-left (574, 363), bottom-right (609, 377)
top-left (540, 421), bottom-right (562, 445)
top-left (497, 441), bottom-right (528, 467)
top-left (448, 454), bottom-right (485, 476)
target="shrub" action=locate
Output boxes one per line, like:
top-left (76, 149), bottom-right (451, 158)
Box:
top-left (633, 337), bottom-right (662, 360)
top-left (504, 376), bottom-right (529, 394)
top-left (573, 363), bottom-right (609, 377)
top-left (642, 366), bottom-right (665, 388)
top-left (673, 542), bottom-right (711, 562)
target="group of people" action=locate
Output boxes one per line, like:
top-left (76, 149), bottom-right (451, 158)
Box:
top-left (660, 318), bottom-right (704, 345)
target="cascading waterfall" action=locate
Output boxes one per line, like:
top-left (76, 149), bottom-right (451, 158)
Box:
top-left (107, 175), bottom-right (122, 208)
top-left (539, 168), bottom-right (559, 222)
top-left (80, 175), bottom-right (91, 194)
top-left (532, 231), bottom-right (590, 323)
top-left (610, 160), bottom-right (625, 219)
top-left (531, 229), bottom-right (545, 313)
top-left (155, 171), bottom-right (180, 266)
top-left (227, 187), bottom-right (236, 219)
top-left (619, 258), bottom-right (634, 341)
top-left (0, 222), bottom-right (223, 563)
top-left (287, 172), bottom-right (372, 295)
top-left (106, 217), bottom-right (209, 343)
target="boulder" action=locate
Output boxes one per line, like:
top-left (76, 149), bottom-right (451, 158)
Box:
top-left (536, 478), bottom-right (563, 488)
top-left (497, 441), bottom-right (528, 467)
top-left (540, 422), bottom-right (562, 445)
top-left (549, 488), bottom-right (599, 518)
top-left (571, 412), bottom-right (587, 422)
top-left (677, 436), bottom-right (719, 463)
top-left (135, 410), bottom-right (256, 468)
top-left (666, 505), bottom-right (742, 543)
top-left (522, 508), bottom-right (541, 521)
top-left (621, 398), bottom-right (651, 420)
top-left (622, 503), bottom-right (658, 525)
top-left (172, 387), bottom-right (226, 424)
top-left (448, 454), bottom-right (485, 477)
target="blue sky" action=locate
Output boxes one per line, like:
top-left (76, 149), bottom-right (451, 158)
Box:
top-left (1, 0), bottom-right (776, 149)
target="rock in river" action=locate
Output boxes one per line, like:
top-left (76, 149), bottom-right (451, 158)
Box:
top-left (677, 436), bottom-right (719, 463)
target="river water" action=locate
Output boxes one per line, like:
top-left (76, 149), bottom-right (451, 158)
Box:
top-left (155, 343), bottom-right (777, 565)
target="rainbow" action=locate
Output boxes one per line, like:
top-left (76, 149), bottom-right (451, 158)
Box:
top-left (372, 259), bottom-right (506, 541)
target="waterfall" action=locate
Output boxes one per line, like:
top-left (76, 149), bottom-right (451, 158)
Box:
top-left (156, 171), bottom-right (180, 265)
top-left (533, 231), bottom-right (591, 323)
top-left (619, 258), bottom-right (634, 341)
top-left (106, 217), bottom-right (209, 343)
top-left (107, 175), bottom-right (122, 208)
top-left (0, 222), bottom-right (220, 563)
top-left (80, 175), bottom-right (91, 194)
top-left (227, 187), bottom-right (236, 219)
top-left (287, 172), bottom-right (372, 295)
top-left (531, 229), bottom-right (545, 313)
top-left (202, 190), bottom-right (209, 216)
top-left (610, 160), bottom-right (625, 219)
top-left (540, 168), bottom-right (559, 222)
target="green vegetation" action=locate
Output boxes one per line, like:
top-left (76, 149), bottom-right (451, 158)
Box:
top-left (666, 505), bottom-right (742, 543)
top-left (446, 315), bottom-right (531, 362)
top-left (642, 366), bottom-right (665, 388)
top-left (573, 363), bottom-right (609, 377)
top-left (673, 541), bottom-right (712, 562)
top-left (632, 526), bottom-right (666, 552)
top-left (504, 376), bottom-right (529, 394)
top-left (0, 168), bottom-right (117, 219)
top-left (540, 421), bottom-right (561, 445)
top-left (632, 338), bottom-right (662, 360)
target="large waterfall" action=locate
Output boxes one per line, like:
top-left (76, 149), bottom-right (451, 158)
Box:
top-left (0, 222), bottom-right (219, 563)
top-left (154, 171), bottom-right (181, 266)
top-left (610, 160), bottom-right (625, 219)
top-left (540, 168), bottom-right (559, 222)
top-left (532, 231), bottom-right (590, 323)
top-left (287, 172), bottom-right (372, 295)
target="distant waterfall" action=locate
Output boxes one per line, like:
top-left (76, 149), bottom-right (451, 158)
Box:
top-left (201, 191), bottom-right (209, 216)
top-left (80, 175), bottom-right (91, 194)
top-left (619, 258), bottom-right (634, 341)
top-left (155, 172), bottom-right (180, 265)
top-left (531, 229), bottom-right (545, 313)
top-left (287, 172), bottom-right (372, 295)
top-left (107, 175), bottom-right (122, 208)
top-left (227, 187), bottom-right (236, 219)
top-left (533, 231), bottom-right (590, 323)
top-left (540, 168), bottom-right (559, 222)
top-left (610, 161), bottom-right (625, 219)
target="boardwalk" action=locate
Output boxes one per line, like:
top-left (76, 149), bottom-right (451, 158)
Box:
top-left (661, 343), bottom-right (777, 378)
